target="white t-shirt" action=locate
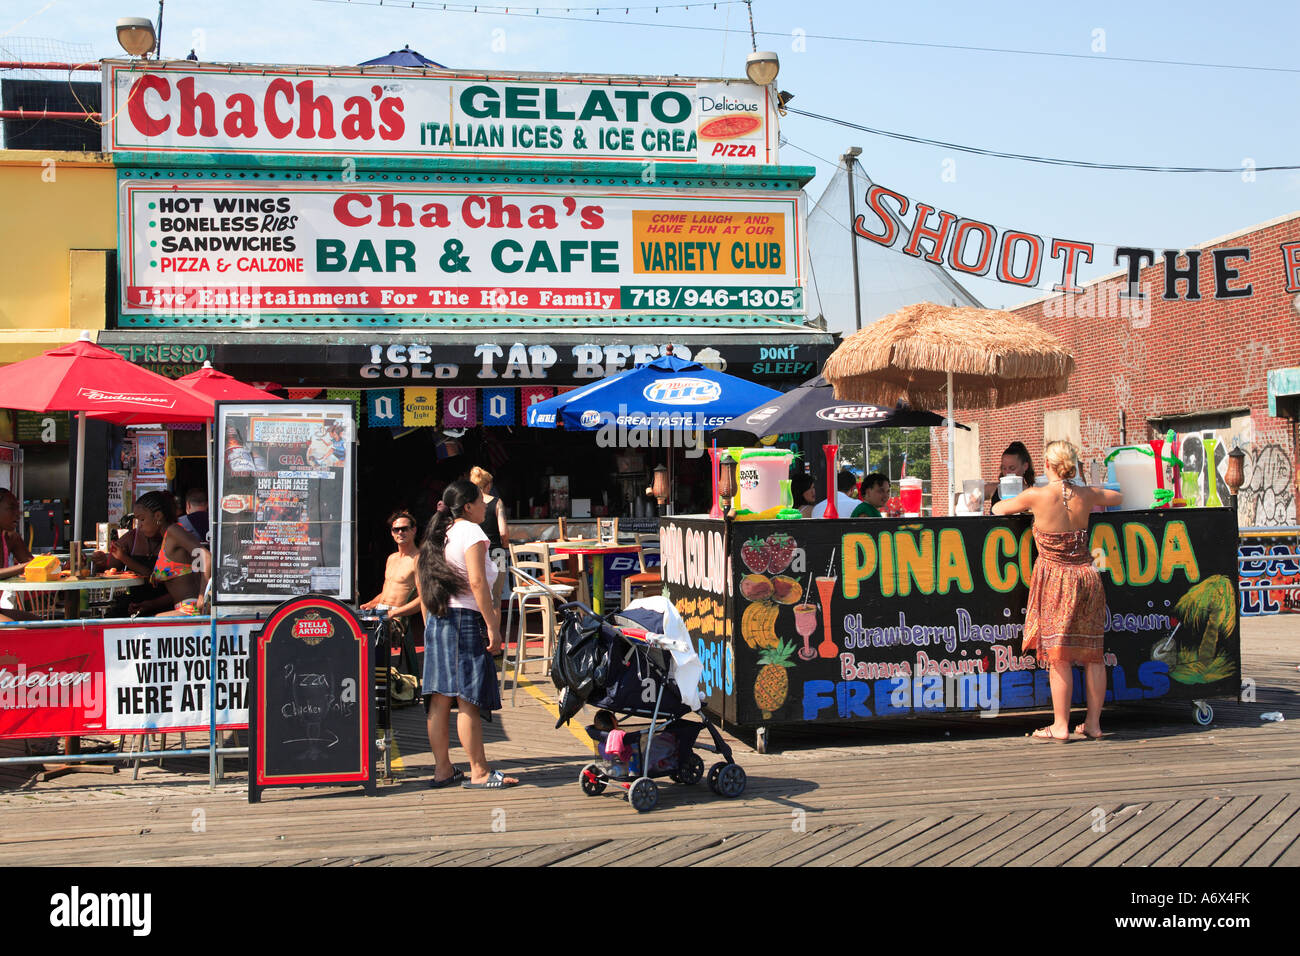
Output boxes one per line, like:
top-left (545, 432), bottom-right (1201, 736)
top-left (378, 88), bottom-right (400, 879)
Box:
top-left (445, 519), bottom-right (498, 611)
top-left (810, 492), bottom-right (860, 518)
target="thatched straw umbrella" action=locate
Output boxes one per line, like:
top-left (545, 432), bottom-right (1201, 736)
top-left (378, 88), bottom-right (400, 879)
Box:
top-left (822, 302), bottom-right (1076, 511)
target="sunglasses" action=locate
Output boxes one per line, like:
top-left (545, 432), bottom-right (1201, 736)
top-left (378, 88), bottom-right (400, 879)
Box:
top-left (391, 525), bottom-right (414, 533)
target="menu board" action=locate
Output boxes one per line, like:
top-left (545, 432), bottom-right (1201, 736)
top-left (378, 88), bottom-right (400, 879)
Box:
top-left (249, 595), bottom-right (375, 802)
top-left (214, 401), bottom-right (355, 604)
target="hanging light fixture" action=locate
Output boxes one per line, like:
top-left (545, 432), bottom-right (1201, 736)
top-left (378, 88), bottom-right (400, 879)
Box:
top-left (650, 463), bottom-right (670, 509)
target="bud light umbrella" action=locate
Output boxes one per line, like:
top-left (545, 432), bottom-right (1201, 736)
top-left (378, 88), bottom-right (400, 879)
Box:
top-left (711, 374), bottom-right (968, 440)
top-left (525, 354), bottom-right (782, 432)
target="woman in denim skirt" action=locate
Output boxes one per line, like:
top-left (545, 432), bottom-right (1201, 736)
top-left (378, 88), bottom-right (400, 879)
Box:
top-left (416, 480), bottom-right (519, 789)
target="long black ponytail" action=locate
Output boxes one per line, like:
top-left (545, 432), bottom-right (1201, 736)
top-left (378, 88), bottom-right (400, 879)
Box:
top-left (417, 480), bottom-right (481, 616)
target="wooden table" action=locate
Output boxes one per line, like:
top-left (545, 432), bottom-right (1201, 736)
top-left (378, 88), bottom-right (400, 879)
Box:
top-left (551, 543), bottom-right (641, 615)
top-left (2, 574), bottom-right (143, 619)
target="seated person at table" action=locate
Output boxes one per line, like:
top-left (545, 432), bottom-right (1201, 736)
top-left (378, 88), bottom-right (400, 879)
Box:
top-left (0, 488), bottom-right (35, 622)
top-left (811, 469), bottom-right (861, 518)
top-left (177, 488), bottom-right (209, 543)
top-left (125, 491), bottom-right (211, 617)
top-left (92, 511), bottom-right (168, 617)
top-left (851, 473), bottom-right (891, 517)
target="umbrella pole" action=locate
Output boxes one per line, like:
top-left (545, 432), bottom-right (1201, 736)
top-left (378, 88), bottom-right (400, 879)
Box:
top-left (947, 370), bottom-right (955, 518)
top-left (73, 411), bottom-right (87, 545)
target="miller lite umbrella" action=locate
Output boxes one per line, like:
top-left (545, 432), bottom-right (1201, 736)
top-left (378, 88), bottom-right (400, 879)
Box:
top-left (711, 373), bottom-right (967, 440)
top-left (525, 353), bottom-right (782, 431)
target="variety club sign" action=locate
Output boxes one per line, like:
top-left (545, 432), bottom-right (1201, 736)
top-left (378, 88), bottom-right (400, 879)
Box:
top-left (119, 182), bottom-right (804, 316)
top-left (102, 61), bottom-right (776, 165)
top-left (857, 182), bottom-right (1300, 300)
top-left (663, 510), bottom-right (1241, 727)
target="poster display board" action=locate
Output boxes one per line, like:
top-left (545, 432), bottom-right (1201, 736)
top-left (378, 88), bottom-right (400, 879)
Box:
top-left (662, 510), bottom-right (1242, 728)
top-left (118, 181), bottom-right (804, 317)
top-left (214, 400), bottom-right (355, 604)
top-left (249, 595), bottom-right (375, 801)
top-left (0, 618), bottom-right (256, 739)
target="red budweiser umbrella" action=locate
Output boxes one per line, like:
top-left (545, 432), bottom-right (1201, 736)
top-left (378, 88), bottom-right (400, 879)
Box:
top-left (0, 334), bottom-right (214, 422)
top-left (176, 362), bottom-right (282, 402)
top-left (0, 333), bottom-right (215, 538)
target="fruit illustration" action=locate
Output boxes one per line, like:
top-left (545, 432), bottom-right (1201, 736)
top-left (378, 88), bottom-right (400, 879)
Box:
top-left (740, 574), bottom-right (774, 602)
top-left (764, 533), bottom-right (796, 574)
top-left (740, 536), bottom-right (769, 574)
top-left (754, 639), bottom-right (797, 718)
top-left (771, 575), bottom-right (803, 605)
top-left (741, 600), bottom-right (779, 649)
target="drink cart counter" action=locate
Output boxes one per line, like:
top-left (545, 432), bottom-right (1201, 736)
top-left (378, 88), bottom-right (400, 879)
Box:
top-left (659, 511), bottom-right (1241, 750)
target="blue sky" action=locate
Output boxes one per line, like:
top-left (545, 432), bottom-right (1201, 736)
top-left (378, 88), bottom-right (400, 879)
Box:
top-left (6, 0), bottom-right (1298, 309)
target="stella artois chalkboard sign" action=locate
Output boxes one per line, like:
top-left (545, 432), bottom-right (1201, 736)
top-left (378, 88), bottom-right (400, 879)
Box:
top-left (249, 594), bottom-right (375, 802)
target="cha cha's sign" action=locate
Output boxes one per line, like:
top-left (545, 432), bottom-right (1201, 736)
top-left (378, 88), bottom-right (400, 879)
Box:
top-left (119, 181), bottom-right (804, 316)
top-left (103, 61), bottom-right (777, 165)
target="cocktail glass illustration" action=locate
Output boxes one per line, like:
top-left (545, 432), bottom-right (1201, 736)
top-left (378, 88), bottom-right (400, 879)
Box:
top-left (794, 603), bottom-right (818, 661)
top-left (816, 576), bottom-right (838, 658)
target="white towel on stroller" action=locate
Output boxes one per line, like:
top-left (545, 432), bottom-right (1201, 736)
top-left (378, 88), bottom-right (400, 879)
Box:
top-left (623, 595), bottom-right (703, 712)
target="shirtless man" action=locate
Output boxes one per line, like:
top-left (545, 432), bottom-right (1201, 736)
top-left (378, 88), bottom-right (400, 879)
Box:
top-left (361, 511), bottom-right (422, 673)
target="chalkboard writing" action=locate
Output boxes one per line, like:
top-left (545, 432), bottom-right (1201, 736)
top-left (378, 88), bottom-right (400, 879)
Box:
top-left (249, 594), bottom-right (375, 801)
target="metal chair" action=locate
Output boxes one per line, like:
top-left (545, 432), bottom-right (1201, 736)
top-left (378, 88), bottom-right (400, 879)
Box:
top-left (621, 533), bottom-right (662, 610)
top-left (503, 543), bottom-right (573, 704)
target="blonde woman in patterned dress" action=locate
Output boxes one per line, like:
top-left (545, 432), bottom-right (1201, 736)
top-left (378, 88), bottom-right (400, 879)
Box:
top-left (993, 441), bottom-right (1123, 742)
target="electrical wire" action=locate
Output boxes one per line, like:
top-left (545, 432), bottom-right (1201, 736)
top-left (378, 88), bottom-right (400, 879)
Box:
top-left (310, 0), bottom-right (1300, 76)
top-left (785, 107), bottom-right (1300, 174)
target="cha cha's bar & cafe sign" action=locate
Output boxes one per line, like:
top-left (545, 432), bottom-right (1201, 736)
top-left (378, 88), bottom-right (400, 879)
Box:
top-left (856, 182), bottom-right (1300, 300)
top-left (103, 61), bottom-right (776, 165)
top-left (119, 181), bottom-right (804, 315)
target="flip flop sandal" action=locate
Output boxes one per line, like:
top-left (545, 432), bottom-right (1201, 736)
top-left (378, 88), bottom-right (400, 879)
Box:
top-left (1072, 725), bottom-right (1104, 741)
top-left (430, 767), bottom-right (465, 789)
top-left (462, 769), bottom-right (518, 789)
top-left (1030, 726), bottom-right (1070, 743)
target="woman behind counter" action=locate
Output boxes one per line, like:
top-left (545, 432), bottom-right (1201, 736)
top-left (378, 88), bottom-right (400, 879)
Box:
top-left (993, 441), bottom-right (1122, 742)
top-left (985, 441), bottom-right (1037, 511)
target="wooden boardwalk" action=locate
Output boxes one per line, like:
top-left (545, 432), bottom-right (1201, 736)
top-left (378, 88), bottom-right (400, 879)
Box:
top-left (1, 615), bottom-right (1297, 867)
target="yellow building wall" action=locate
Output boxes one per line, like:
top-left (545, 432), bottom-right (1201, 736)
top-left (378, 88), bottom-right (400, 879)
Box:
top-left (0, 150), bottom-right (115, 361)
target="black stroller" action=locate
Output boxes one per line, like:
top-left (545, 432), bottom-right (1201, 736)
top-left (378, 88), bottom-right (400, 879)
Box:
top-left (540, 582), bottom-right (746, 813)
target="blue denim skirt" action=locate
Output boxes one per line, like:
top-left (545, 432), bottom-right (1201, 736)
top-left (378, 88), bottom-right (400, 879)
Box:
top-left (422, 606), bottom-right (501, 715)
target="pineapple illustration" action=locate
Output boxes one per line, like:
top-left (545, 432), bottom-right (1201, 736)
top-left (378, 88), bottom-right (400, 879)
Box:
top-left (753, 639), bottom-right (796, 719)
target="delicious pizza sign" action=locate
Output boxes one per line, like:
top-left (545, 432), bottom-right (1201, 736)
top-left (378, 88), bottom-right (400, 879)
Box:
top-left (119, 181), bottom-right (805, 315)
top-left (102, 61), bottom-right (776, 165)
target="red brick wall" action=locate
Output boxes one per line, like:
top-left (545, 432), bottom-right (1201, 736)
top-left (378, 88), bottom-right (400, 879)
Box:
top-left (930, 213), bottom-right (1300, 527)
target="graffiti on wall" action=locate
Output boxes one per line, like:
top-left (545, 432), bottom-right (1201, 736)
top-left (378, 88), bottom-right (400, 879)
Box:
top-left (1238, 540), bottom-right (1300, 615)
top-left (1175, 425), bottom-right (1296, 529)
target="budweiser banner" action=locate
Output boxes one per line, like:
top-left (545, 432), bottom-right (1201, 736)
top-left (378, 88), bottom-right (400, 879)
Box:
top-left (481, 388), bottom-right (516, 427)
top-left (442, 388), bottom-right (477, 428)
top-left (0, 619), bottom-right (256, 739)
top-left (117, 181), bottom-right (805, 316)
top-left (103, 61), bottom-right (777, 165)
top-left (519, 386), bottom-right (554, 425)
top-left (366, 388), bottom-right (401, 427)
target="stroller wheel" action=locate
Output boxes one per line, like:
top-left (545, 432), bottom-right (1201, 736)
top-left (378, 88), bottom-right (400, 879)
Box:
top-left (579, 763), bottom-right (606, 796)
top-left (671, 752), bottom-right (705, 785)
top-left (629, 776), bottom-right (659, 813)
top-left (713, 762), bottom-right (747, 798)
top-left (707, 761), bottom-right (724, 793)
